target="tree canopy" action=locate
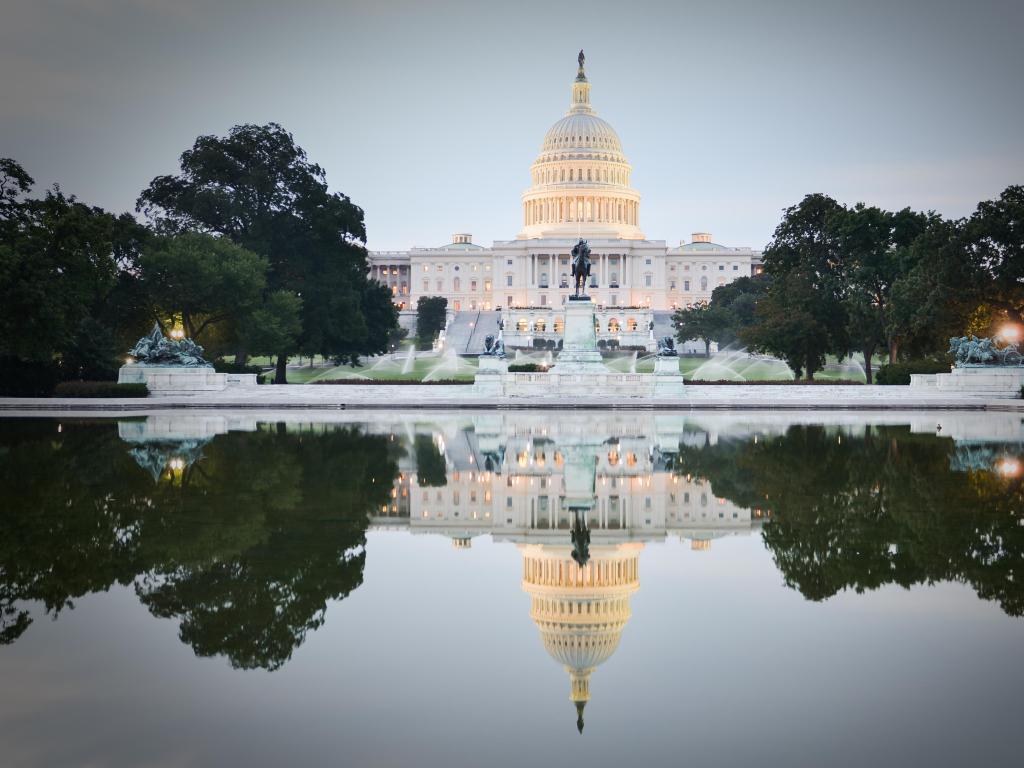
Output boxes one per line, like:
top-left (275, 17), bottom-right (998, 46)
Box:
top-left (137, 122), bottom-right (397, 380)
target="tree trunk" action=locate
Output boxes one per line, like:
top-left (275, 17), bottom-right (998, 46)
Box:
top-left (888, 338), bottom-right (899, 365)
top-left (704, 338), bottom-right (711, 357)
top-left (863, 348), bottom-right (874, 385)
top-left (235, 346), bottom-right (249, 367)
top-left (274, 353), bottom-right (288, 384)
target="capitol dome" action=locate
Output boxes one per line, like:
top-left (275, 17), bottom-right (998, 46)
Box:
top-left (518, 53), bottom-right (643, 241)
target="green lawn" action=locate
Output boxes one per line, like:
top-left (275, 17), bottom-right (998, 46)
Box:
top-left (269, 349), bottom-right (881, 384)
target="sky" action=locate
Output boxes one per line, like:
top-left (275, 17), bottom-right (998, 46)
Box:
top-left (2, 0), bottom-right (1022, 251)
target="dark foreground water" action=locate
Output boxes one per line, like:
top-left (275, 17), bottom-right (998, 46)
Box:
top-left (1, 411), bottom-right (1022, 767)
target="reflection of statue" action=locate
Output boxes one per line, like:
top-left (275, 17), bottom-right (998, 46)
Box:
top-left (656, 336), bottom-right (678, 357)
top-left (569, 509), bottom-right (590, 567)
top-left (129, 323), bottom-right (211, 367)
top-left (128, 438), bottom-right (210, 481)
top-left (949, 335), bottom-right (1023, 367)
top-left (571, 239), bottom-right (591, 298)
top-left (481, 334), bottom-right (506, 358)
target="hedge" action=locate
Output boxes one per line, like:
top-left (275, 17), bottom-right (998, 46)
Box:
top-left (875, 358), bottom-right (951, 385)
top-left (508, 363), bottom-right (548, 373)
top-left (312, 378), bottom-right (473, 385)
top-left (53, 381), bottom-right (149, 398)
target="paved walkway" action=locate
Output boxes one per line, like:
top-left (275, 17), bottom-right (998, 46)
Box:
top-left (2, 383), bottom-right (1023, 412)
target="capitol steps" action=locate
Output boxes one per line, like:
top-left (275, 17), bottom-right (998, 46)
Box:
top-left (464, 311), bottom-right (502, 354)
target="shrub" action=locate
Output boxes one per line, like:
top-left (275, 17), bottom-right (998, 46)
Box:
top-left (53, 381), bottom-right (149, 398)
top-left (0, 356), bottom-right (60, 396)
top-left (311, 378), bottom-right (472, 385)
top-left (875, 358), bottom-right (951, 385)
top-left (508, 363), bottom-right (547, 373)
top-left (213, 360), bottom-right (265, 375)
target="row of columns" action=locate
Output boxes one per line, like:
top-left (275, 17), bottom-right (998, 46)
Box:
top-left (526, 253), bottom-right (631, 288)
top-left (524, 196), bottom-right (638, 227)
top-left (523, 557), bottom-right (639, 587)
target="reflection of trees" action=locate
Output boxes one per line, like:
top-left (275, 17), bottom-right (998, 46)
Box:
top-left (0, 421), bottom-right (399, 669)
top-left (676, 426), bottom-right (1024, 616)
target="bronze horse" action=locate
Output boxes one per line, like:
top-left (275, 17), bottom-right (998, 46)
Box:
top-left (571, 239), bottom-right (591, 298)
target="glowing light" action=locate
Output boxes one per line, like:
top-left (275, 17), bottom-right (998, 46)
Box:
top-left (1000, 324), bottom-right (1023, 343)
top-left (170, 328), bottom-right (185, 339)
top-left (995, 458), bottom-right (1022, 478)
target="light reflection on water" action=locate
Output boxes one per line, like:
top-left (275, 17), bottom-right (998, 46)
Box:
top-left (1, 411), bottom-right (1022, 767)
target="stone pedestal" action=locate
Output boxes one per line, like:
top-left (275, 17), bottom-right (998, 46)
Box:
top-left (472, 356), bottom-right (508, 396)
top-left (652, 356), bottom-right (686, 397)
top-left (552, 297), bottom-right (605, 372)
top-left (118, 365), bottom-right (259, 396)
top-left (931, 367), bottom-right (1024, 397)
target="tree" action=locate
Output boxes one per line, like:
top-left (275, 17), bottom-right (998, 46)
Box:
top-left (703, 275), bottom-right (771, 348)
top-left (887, 215), bottom-right (973, 359)
top-left (832, 204), bottom-right (928, 380)
top-left (0, 158), bottom-right (148, 384)
top-left (416, 296), bottom-right (448, 350)
top-left (672, 301), bottom-right (728, 356)
top-left (140, 231), bottom-right (267, 342)
top-left (746, 194), bottom-right (849, 379)
top-left (137, 123), bottom-right (397, 382)
top-left (964, 185), bottom-right (1024, 324)
top-left (237, 290), bottom-right (303, 366)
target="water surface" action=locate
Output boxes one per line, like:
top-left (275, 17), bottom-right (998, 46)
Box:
top-left (1, 412), bottom-right (1021, 767)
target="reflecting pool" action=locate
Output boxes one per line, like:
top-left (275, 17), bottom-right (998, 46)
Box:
top-left (1, 411), bottom-right (1022, 767)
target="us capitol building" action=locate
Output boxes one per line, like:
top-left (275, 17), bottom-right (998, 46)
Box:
top-left (368, 52), bottom-right (762, 350)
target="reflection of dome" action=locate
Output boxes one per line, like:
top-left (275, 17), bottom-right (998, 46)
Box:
top-left (519, 55), bottom-right (643, 240)
top-left (520, 542), bottom-right (642, 733)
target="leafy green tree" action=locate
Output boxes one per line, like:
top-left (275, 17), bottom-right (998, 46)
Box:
top-left (672, 301), bottom-right (728, 356)
top-left (0, 159), bottom-right (148, 383)
top-left (416, 296), bottom-right (448, 350)
top-left (137, 123), bottom-right (397, 382)
top-left (887, 216), bottom-right (973, 358)
top-left (702, 275), bottom-right (771, 348)
top-left (963, 185), bottom-right (1024, 324)
top-left (237, 290), bottom-right (303, 365)
top-left (832, 204), bottom-right (928, 380)
top-left (745, 194), bottom-right (849, 379)
top-left (140, 231), bottom-right (267, 342)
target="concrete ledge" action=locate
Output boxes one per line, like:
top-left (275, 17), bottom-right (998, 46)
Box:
top-left (3, 382), bottom-right (1024, 412)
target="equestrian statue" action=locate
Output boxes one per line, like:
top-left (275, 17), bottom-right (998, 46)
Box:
top-left (570, 239), bottom-right (591, 299)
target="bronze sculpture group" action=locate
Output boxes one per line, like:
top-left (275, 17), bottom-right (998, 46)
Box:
top-left (128, 323), bottom-right (210, 367)
top-left (948, 335), bottom-right (1023, 367)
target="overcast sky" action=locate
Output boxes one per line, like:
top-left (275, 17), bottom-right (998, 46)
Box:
top-left (2, 0), bottom-right (1022, 251)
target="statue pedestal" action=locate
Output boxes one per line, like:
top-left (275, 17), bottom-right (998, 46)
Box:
top-left (652, 356), bottom-right (685, 397)
top-left (118, 365), bottom-right (259, 396)
top-left (916, 366), bottom-right (1024, 397)
top-left (473, 356), bottom-right (508, 396)
top-left (552, 298), bottom-right (605, 373)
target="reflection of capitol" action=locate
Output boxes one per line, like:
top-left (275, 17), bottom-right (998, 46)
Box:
top-left (366, 413), bottom-right (767, 732)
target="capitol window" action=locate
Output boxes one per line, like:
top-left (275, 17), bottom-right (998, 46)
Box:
top-left (506, 275), bottom-right (513, 287)
top-left (423, 264), bottom-right (429, 272)
top-left (484, 280), bottom-right (491, 291)
top-left (437, 264), bottom-right (443, 272)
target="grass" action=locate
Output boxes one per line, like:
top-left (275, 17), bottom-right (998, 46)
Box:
top-left (260, 348), bottom-right (882, 384)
